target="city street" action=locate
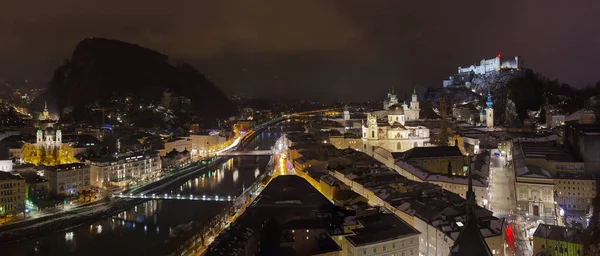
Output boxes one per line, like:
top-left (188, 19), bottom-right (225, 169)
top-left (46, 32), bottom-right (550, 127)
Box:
top-left (487, 149), bottom-right (532, 256)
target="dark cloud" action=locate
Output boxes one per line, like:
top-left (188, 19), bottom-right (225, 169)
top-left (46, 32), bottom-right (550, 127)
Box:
top-left (1, 0), bottom-right (599, 102)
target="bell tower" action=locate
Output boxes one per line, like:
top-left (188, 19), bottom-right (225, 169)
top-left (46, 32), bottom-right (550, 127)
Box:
top-left (343, 105), bottom-right (350, 121)
top-left (367, 113), bottom-right (378, 140)
top-left (36, 129), bottom-right (43, 147)
top-left (486, 91), bottom-right (494, 129)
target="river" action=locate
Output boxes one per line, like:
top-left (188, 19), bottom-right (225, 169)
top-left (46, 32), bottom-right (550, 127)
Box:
top-left (2, 130), bottom-right (282, 256)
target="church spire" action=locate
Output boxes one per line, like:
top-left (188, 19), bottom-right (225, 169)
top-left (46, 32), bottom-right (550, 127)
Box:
top-left (449, 154), bottom-right (493, 256)
top-left (465, 156), bottom-right (476, 217)
top-left (486, 90), bottom-right (493, 109)
top-left (44, 101), bottom-right (48, 111)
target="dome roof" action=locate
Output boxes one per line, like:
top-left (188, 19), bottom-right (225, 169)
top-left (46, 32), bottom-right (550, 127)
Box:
top-left (388, 104), bottom-right (404, 115)
top-left (390, 122), bottom-right (406, 130)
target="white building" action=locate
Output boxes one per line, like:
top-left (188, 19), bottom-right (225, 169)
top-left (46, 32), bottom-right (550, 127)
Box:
top-left (403, 88), bottom-right (420, 121)
top-left (43, 163), bottom-right (91, 195)
top-left (458, 55), bottom-right (523, 75)
top-left (87, 151), bottom-right (161, 188)
top-left (36, 128), bottom-right (62, 150)
top-left (189, 132), bottom-right (228, 160)
top-left (362, 106), bottom-right (429, 154)
top-left (0, 160), bottom-right (12, 172)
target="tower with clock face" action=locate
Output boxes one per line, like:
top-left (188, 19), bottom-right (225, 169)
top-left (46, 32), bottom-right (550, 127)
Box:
top-left (365, 113), bottom-right (378, 140)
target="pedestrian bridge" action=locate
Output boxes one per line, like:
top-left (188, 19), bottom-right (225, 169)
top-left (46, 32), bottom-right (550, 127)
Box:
top-left (217, 150), bottom-right (273, 156)
top-left (112, 193), bottom-right (235, 202)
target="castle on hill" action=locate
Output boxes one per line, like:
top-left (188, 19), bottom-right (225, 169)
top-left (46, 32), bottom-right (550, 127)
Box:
top-left (443, 54), bottom-right (527, 88)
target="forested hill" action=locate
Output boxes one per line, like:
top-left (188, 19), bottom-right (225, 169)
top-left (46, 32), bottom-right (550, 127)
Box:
top-left (34, 37), bottom-right (236, 122)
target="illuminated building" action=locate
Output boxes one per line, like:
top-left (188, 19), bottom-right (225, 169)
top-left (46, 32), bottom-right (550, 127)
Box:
top-left (42, 163), bottom-right (90, 195)
top-left (0, 160), bottom-right (12, 172)
top-left (361, 89), bottom-right (428, 155)
top-left (513, 142), bottom-right (595, 219)
top-left (486, 91), bottom-right (494, 130)
top-left (0, 172), bottom-right (26, 215)
top-left (458, 55), bottom-right (523, 75)
top-left (361, 112), bottom-right (429, 155)
top-left (21, 128), bottom-right (77, 166)
top-left (87, 151), bottom-right (161, 188)
top-left (189, 131), bottom-right (230, 160)
top-left (533, 224), bottom-right (583, 256)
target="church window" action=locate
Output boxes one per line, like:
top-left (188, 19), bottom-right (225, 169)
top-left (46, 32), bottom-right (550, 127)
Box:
top-left (396, 116), bottom-right (398, 121)
top-left (372, 131), bottom-right (375, 138)
top-left (397, 142), bottom-right (402, 150)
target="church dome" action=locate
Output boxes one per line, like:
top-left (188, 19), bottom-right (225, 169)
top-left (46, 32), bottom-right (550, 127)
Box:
top-left (388, 104), bottom-right (404, 115)
top-left (391, 122), bottom-right (406, 130)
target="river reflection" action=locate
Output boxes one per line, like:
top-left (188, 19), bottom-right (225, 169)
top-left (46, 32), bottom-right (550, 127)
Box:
top-left (3, 131), bottom-right (281, 256)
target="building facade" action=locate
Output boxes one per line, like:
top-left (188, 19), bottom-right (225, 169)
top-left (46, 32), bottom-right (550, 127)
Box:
top-left (0, 172), bottom-right (26, 216)
top-left (533, 224), bottom-right (584, 256)
top-left (362, 105), bottom-right (429, 155)
top-left (43, 163), bottom-right (90, 195)
top-left (87, 151), bottom-right (161, 188)
top-left (189, 132), bottom-right (229, 160)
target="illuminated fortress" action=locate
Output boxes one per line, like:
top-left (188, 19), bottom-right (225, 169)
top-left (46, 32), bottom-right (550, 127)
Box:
top-left (458, 54), bottom-right (523, 75)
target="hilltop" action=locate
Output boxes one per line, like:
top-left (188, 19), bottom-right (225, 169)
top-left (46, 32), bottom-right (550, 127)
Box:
top-left (34, 38), bottom-right (236, 124)
top-left (424, 69), bottom-right (600, 126)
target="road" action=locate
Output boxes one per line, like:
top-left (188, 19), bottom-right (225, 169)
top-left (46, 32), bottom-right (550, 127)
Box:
top-left (487, 149), bottom-right (534, 256)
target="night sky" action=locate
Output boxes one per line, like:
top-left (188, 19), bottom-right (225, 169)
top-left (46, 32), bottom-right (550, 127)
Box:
top-left (1, 0), bottom-right (599, 102)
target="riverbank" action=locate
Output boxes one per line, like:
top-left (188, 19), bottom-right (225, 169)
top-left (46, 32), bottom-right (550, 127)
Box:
top-left (0, 158), bottom-right (230, 244)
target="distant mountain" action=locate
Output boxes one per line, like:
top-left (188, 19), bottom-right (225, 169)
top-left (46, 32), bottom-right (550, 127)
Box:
top-left (34, 38), bottom-right (236, 123)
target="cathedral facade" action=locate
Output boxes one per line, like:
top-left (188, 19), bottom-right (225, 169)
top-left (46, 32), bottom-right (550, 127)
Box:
top-left (362, 90), bottom-right (429, 154)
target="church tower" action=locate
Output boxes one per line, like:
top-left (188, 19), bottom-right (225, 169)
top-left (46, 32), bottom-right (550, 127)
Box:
top-left (36, 129), bottom-right (43, 147)
top-left (366, 113), bottom-right (378, 140)
top-left (449, 157), bottom-right (493, 256)
top-left (486, 91), bottom-right (494, 129)
top-left (409, 87), bottom-right (420, 120)
top-left (343, 105), bottom-right (350, 121)
top-left (56, 129), bottom-right (62, 148)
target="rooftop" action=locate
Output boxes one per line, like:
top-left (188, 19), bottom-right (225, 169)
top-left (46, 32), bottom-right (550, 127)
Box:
top-left (533, 224), bottom-right (584, 244)
top-left (327, 148), bottom-right (501, 240)
top-left (88, 150), bottom-right (159, 163)
top-left (0, 171), bottom-right (23, 181)
top-left (43, 163), bottom-right (88, 171)
top-left (346, 213), bottom-right (420, 247)
top-left (206, 176), bottom-right (345, 256)
top-left (393, 146), bottom-right (463, 160)
top-left (520, 142), bottom-right (578, 162)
